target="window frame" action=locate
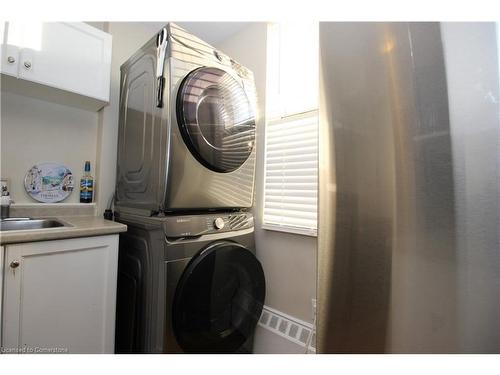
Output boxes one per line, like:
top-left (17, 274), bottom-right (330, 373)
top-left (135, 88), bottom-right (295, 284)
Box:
top-left (262, 22), bottom-right (319, 237)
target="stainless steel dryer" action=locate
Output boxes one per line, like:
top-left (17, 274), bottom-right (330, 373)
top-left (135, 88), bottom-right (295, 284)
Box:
top-left (115, 23), bottom-right (258, 215)
top-left (114, 212), bottom-right (265, 353)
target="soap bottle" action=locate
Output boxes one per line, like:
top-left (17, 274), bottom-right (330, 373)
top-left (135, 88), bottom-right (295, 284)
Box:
top-left (80, 161), bottom-right (94, 203)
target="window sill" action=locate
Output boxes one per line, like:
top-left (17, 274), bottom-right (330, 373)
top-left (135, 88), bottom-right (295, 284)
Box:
top-left (262, 223), bottom-right (317, 237)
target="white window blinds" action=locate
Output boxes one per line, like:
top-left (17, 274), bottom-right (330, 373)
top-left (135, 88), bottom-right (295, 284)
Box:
top-left (263, 22), bottom-right (318, 236)
top-left (262, 111), bottom-right (318, 236)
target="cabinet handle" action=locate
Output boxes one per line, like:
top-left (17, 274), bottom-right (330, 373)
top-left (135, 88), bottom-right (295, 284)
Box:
top-left (23, 61), bottom-right (32, 69)
top-left (10, 260), bottom-right (20, 269)
top-left (7, 56), bottom-right (16, 64)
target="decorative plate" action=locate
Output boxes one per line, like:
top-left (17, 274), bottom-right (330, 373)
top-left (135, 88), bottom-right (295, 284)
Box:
top-left (24, 162), bottom-right (74, 203)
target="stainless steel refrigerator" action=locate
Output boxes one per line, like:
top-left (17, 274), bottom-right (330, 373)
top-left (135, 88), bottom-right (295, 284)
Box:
top-left (318, 22), bottom-right (500, 353)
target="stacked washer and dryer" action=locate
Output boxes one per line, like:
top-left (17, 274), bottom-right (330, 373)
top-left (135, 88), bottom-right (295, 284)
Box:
top-left (114, 23), bottom-right (266, 353)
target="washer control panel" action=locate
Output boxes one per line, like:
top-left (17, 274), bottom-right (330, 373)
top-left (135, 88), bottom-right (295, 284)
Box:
top-left (164, 212), bottom-right (253, 238)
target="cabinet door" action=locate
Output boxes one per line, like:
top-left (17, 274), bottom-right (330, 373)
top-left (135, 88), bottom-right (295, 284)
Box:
top-left (12, 22), bottom-right (111, 101)
top-left (2, 235), bottom-right (118, 354)
top-left (0, 22), bottom-right (20, 77)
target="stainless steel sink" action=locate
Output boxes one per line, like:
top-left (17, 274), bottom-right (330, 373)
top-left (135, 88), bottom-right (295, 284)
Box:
top-left (0, 218), bottom-right (69, 231)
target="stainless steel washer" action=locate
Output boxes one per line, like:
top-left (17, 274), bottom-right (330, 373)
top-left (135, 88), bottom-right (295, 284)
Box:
top-left (114, 212), bottom-right (265, 353)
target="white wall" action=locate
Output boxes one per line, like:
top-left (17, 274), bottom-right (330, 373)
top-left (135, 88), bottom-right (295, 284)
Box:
top-left (0, 91), bottom-right (98, 204)
top-left (217, 23), bottom-right (317, 352)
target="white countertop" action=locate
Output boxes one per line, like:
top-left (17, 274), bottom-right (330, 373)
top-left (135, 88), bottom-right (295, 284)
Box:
top-left (0, 216), bottom-right (127, 245)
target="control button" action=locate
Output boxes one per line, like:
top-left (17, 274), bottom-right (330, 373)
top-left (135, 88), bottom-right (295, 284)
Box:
top-left (214, 217), bottom-right (225, 230)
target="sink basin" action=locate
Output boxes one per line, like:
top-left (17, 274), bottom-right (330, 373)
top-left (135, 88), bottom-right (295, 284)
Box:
top-left (0, 218), bottom-right (68, 231)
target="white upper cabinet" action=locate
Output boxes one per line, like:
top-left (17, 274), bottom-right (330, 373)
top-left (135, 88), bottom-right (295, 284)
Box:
top-left (1, 22), bottom-right (112, 111)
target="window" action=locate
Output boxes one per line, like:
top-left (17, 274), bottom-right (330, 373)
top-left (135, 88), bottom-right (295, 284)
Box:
top-left (262, 22), bottom-right (319, 236)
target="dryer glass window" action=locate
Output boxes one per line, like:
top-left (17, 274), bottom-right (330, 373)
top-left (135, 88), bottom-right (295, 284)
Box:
top-left (177, 67), bottom-right (256, 173)
top-left (172, 241), bottom-right (265, 353)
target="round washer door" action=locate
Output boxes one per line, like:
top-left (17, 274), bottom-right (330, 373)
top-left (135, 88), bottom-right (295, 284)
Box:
top-left (172, 241), bottom-right (265, 353)
top-left (176, 67), bottom-right (256, 173)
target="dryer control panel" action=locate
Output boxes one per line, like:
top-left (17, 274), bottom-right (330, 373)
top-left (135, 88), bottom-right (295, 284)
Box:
top-left (163, 212), bottom-right (254, 238)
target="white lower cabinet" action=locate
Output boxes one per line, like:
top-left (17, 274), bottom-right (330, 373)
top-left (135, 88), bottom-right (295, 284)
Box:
top-left (1, 235), bottom-right (118, 354)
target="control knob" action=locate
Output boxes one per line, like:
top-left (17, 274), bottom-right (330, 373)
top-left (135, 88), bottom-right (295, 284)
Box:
top-left (213, 217), bottom-right (225, 230)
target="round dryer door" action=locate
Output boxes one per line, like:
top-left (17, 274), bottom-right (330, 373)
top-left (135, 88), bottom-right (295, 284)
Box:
top-left (176, 67), bottom-right (256, 173)
top-left (172, 241), bottom-right (265, 353)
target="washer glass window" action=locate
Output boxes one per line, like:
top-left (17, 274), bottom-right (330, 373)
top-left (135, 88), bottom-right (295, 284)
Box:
top-left (177, 67), bottom-right (256, 173)
top-left (172, 241), bottom-right (265, 353)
